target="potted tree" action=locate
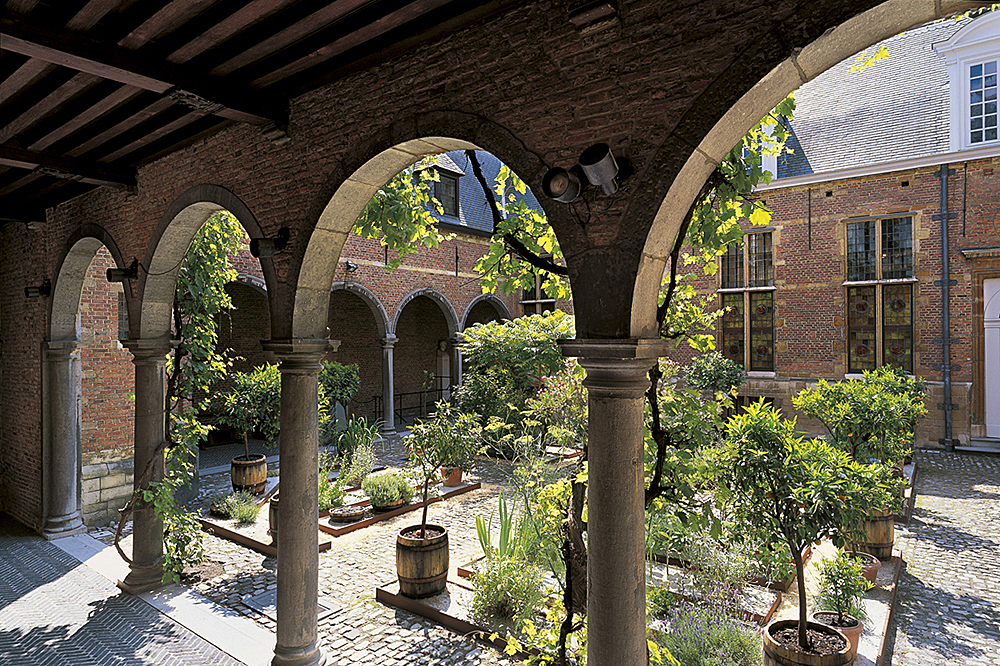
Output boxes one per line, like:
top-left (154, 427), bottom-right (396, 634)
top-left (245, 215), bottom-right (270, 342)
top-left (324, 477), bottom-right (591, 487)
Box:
top-left (396, 402), bottom-right (481, 598)
top-left (217, 363), bottom-right (281, 494)
top-left (811, 549), bottom-right (873, 661)
top-left (719, 400), bottom-right (895, 666)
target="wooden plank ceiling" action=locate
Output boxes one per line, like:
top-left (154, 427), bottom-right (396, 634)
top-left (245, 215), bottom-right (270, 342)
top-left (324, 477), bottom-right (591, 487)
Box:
top-left (0, 0), bottom-right (509, 225)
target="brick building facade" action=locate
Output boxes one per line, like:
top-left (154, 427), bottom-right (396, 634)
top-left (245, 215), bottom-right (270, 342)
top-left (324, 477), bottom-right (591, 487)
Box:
top-left (672, 14), bottom-right (1000, 450)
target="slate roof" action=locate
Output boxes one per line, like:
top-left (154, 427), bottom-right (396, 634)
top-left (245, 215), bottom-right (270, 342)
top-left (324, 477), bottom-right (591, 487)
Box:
top-left (426, 150), bottom-right (543, 235)
top-left (778, 17), bottom-right (968, 179)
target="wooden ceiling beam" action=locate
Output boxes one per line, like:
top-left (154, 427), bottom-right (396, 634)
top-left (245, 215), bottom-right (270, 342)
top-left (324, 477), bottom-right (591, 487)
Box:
top-left (0, 11), bottom-right (288, 127)
top-left (0, 144), bottom-right (136, 188)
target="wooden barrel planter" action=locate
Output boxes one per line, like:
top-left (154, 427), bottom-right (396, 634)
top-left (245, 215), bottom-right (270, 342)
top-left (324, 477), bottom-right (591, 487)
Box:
top-left (856, 508), bottom-right (894, 560)
top-left (268, 494), bottom-right (279, 543)
top-left (763, 619), bottom-right (851, 666)
top-left (231, 454), bottom-right (267, 494)
top-left (396, 524), bottom-right (449, 598)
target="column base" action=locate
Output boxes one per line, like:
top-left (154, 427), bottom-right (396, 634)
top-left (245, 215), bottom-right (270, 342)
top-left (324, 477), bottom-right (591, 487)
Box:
top-left (118, 567), bottom-right (165, 595)
top-left (272, 643), bottom-right (327, 666)
top-left (379, 423), bottom-right (398, 437)
top-left (41, 514), bottom-right (85, 540)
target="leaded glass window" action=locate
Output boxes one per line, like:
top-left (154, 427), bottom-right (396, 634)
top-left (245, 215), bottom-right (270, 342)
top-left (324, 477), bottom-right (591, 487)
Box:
top-left (435, 173), bottom-right (458, 216)
top-left (846, 219), bottom-right (877, 281)
top-left (721, 243), bottom-right (743, 289)
top-left (748, 233), bottom-right (774, 287)
top-left (721, 293), bottom-right (744, 367)
top-left (883, 284), bottom-right (912, 372)
top-left (749, 291), bottom-right (773, 371)
top-left (971, 60), bottom-right (998, 144)
top-left (718, 231), bottom-right (774, 371)
top-left (848, 286), bottom-right (876, 373)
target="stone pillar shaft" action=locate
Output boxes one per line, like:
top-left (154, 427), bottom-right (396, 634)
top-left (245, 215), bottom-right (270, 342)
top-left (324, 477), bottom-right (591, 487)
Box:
top-left (380, 336), bottom-right (397, 435)
top-left (42, 340), bottom-right (85, 538)
top-left (559, 339), bottom-right (667, 666)
top-left (120, 338), bottom-right (176, 593)
top-left (263, 339), bottom-right (330, 666)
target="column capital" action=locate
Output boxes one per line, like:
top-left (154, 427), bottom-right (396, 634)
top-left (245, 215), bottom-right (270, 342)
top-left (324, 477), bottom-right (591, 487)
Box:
top-left (123, 337), bottom-right (178, 363)
top-left (381, 335), bottom-right (398, 348)
top-left (45, 339), bottom-right (83, 360)
top-left (559, 338), bottom-right (669, 398)
top-left (262, 338), bottom-right (333, 374)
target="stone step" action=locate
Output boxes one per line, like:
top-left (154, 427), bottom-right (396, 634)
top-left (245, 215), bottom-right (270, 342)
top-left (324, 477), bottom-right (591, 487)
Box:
top-left (955, 438), bottom-right (1000, 455)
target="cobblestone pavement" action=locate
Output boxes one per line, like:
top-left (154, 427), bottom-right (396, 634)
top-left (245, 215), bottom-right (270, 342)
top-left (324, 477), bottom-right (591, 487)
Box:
top-left (94, 436), bottom-right (533, 665)
top-left (886, 450), bottom-right (1000, 666)
top-left (0, 519), bottom-right (243, 666)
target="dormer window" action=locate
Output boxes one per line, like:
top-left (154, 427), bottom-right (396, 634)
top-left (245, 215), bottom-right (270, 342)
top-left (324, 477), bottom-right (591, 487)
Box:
top-left (969, 60), bottom-right (998, 144)
top-left (934, 11), bottom-right (1000, 151)
top-left (435, 173), bottom-right (458, 217)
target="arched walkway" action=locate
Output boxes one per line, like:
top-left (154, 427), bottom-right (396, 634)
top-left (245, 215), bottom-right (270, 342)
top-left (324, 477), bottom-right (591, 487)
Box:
top-left (462, 294), bottom-right (511, 328)
top-left (327, 285), bottom-right (387, 420)
top-left (393, 291), bottom-right (457, 424)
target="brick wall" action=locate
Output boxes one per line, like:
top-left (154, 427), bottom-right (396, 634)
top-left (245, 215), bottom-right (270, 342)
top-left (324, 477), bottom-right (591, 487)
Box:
top-left (79, 248), bottom-right (135, 526)
top-left (669, 157), bottom-right (1000, 448)
top-left (326, 290), bottom-right (382, 420)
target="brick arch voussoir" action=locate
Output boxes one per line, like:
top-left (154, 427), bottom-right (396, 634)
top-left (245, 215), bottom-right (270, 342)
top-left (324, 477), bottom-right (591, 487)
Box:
top-left (138, 184), bottom-right (272, 340)
top-left (292, 110), bottom-right (566, 340)
top-left (462, 294), bottom-right (512, 329)
top-left (51, 224), bottom-right (128, 342)
top-left (631, 0), bottom-right (988, 339)
top-left (331, 281), bottom-right (390, 340)
top-left (391, 288), bottom-right (460, 339)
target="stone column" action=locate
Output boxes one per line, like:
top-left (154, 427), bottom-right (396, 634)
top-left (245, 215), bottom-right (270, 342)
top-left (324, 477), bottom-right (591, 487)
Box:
top-left (449, 335), bottom-right (463, 389)
top-left (558, 338), bottom-right (667, 666)
top-left (42, 339), bottom-right (86, 538)
top-left (120, 338), bottom-right (176, 594)
top-left (380, 336), bottom-right (397, 435)
top-left (262, 339), bottom-right (333, 666)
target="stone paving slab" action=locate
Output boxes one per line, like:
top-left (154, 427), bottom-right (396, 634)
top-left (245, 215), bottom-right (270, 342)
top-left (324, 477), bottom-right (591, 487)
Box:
top-left (885, 450), bottom-right (1000, 666)
top-left (0, 531), bottom-right (247, 666)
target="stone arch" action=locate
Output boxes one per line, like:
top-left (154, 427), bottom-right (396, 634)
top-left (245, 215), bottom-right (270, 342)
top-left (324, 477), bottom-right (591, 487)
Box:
top-left (291, 112), bottom-right (554, 340)
top-left (462, 294), bottom-right (512, 329)
top-left (137, 184), bottom-right (271, 340)
top-left (631, 0), bottom-right (977, 339)
top-left (236, 272), bottom-right (267, 294)
top-left (331, 281), bottom-right (390, 340)
top-left (51, 225), bottom-right (128, 342)
top-left (391, 288), bottom-right (460, 338)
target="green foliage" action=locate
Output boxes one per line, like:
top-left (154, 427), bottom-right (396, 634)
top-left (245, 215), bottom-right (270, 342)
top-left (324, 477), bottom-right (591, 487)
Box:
top-left (342, 434), bottom-right (377, 487)
top-left (455, 311), bottom-right (575, 431)
top-left (318, 361), bottom-right (360, 405)
top-left (718, 400), bottom-right (898, 648)
top-left (361, 471), bottom-right (413, 507)
top-left (217, 363), bottom-right (282, 444)
top-left (470, 555), bottom-right (545, 625)
top-left (211, 490), bottom-right (261, 524)
top-left (684, 352), bottom-right (745, 394)
top-left (406, 402), bottom-right (482, 533)
top-left (476, 492), bottom-right (533, 561)
top-left (815, 549), bottom-right (872, 624)
top-left (650, 600), bottom-right (761, 666)
top-left (792, 366), bottom-right (927, 463)
top-left (353, 165), bottom-right (453, 270)
top-left (323, 414), bottom-right (380, 463)
top-left (318, 452), bottom-right (347, 512)
top-left (525, 359), bottom-right (588, 451)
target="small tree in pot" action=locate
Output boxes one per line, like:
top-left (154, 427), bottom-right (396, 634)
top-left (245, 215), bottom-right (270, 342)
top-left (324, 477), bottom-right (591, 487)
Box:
top-left (718, 400), bottom-right (895, 661)
top-left (812, 549), bottom-right (873, 660)
top-left (217, 363), bottom-right (281, 494)
top-left (396, 402), bottom-right (481, 597)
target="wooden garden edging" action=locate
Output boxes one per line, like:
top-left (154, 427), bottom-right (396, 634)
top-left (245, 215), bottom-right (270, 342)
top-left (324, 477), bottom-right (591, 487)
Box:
top-left (319, 482), bottom-right (481, 537)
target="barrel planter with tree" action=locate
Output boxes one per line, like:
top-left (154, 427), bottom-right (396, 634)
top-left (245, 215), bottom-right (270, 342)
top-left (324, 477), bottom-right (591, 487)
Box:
top-left (217, 363), bottom-right (281, 494)
top-left (719, 401), bottom-right (896, 665)
top-left (397, 402), bottom-right (481, 598)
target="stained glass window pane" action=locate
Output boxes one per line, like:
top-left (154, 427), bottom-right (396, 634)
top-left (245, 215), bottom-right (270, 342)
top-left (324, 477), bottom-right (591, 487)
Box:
top-left (881, 217), bottom-right (913, 279)
top-left (721, 243), bottom-right (744, 289)
top-left (748, 232), bottom-right (774, 287)
top-left (883, 284), bottom-right (912, 372)
top-left (722, 293), bottom-right (745, 368)
top-left (848, 286), bottom-right (876, 373)
top-left (846, 220), bottom-right (877, 281)
top-left (749, 292), bottom-right (773, 371)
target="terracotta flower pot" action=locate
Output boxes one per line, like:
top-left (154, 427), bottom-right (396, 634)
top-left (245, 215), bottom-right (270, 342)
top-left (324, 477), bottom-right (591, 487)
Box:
top-left (440, 467), bottom-right (462, 487)
top-left (847, 550), bottom-right (881, 584)
top-left (811, 611), bottom-right (864, 661)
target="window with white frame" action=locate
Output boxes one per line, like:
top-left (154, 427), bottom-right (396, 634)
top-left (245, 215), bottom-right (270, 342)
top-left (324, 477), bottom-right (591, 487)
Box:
top-left (719, 231), bottom-right (775, 371)
top-left (934, 11), bottom-right (1000, 151)
top-left (844, 216), bottom-right (915, 373)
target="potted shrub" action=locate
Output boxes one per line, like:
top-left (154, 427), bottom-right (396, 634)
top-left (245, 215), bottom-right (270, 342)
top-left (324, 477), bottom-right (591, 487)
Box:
top-left (217, 363), bottom-right (281, 494)
top-left (812, 549), bottom-right (873, 661)
top-left (719, 400), bottom-right (896, 665)
top-left (396, 402), bottom-right (481, 598)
